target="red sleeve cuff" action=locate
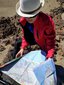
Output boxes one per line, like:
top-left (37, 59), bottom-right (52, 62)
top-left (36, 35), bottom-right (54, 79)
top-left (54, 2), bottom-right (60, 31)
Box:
top-left (46, 49), bottom-right (55, 59)
top-left (21, 42), bottom-right (29, 49)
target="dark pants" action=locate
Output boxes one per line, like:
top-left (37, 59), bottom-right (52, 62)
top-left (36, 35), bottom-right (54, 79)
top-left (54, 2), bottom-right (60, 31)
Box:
top-left (13, 38), bottom-right (21, 58)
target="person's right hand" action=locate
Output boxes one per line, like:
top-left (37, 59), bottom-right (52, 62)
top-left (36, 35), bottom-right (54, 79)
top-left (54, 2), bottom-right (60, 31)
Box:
top-left (16, 48), bottom-right (24, 58)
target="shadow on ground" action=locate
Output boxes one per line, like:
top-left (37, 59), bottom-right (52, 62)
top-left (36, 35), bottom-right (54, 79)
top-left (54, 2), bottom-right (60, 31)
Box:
top-left (55, 65), bottom-right (64, 85)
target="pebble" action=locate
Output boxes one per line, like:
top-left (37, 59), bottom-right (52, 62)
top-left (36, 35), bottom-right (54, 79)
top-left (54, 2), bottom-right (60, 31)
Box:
top-left (61, 13), bottom-right (64, 20)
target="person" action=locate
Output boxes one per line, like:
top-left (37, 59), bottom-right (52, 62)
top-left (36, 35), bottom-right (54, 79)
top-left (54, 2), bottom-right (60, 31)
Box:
top-left (15, 0), bottom-right (56, 59)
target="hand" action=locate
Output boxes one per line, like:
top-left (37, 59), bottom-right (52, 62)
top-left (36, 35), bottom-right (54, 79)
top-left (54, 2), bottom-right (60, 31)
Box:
top-left (16, 48), bottom-right (24, 58)
top-left (45, 57), bottom-right (53, 61)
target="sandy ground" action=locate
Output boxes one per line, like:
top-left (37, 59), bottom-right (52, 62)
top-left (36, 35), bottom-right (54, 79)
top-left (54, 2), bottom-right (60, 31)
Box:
top-left (0, 0), bottom-right (18, 17)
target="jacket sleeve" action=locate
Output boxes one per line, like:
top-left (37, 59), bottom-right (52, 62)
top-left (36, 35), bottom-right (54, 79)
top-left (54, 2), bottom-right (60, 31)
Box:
top-left (44, 16), bottom-right (56, 59)
top-left (19, 17), bottom-right (29, 49)
top-left (21, 29), bottom-right (29, 49)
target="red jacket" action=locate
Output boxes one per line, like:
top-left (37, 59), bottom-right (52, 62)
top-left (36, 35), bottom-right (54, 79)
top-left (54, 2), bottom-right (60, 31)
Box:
top-left (19, 12), bottom-right (56, 58)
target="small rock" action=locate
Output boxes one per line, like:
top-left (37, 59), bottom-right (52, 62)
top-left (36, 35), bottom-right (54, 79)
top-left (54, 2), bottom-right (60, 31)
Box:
top-left (61, 13), bottom-right (64, 20)
top-left (56, 35), bottom-right (60, 41)
top-left (0, 45), bottom-right (6, 52)
top-left (5, 39), bottom-right (11, 46)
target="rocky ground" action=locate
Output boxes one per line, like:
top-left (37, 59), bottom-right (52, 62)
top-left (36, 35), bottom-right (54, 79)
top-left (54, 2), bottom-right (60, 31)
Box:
top-left (0, 0), bottom-right (64, 85)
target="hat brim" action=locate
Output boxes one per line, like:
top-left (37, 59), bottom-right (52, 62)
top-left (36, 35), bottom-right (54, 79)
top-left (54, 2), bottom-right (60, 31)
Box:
top-left (16, 0), bottom-right (44, 17)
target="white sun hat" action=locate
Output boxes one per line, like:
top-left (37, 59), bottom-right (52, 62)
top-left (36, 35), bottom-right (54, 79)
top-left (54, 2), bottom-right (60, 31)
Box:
top-left (16, 0), bottom-right (45, 17)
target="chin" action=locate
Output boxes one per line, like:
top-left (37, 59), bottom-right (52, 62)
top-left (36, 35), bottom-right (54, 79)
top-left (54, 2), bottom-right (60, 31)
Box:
top-left (28, 20), bottom-right (33, 23)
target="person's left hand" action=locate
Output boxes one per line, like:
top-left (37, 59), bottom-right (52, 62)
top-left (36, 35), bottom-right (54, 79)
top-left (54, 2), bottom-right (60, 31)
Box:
top-left (16, 48), bottom-right (24, 58)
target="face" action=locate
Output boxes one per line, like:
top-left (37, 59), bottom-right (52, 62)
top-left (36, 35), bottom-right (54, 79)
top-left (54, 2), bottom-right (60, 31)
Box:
top-left (25, 15), bottom-right (37, 23)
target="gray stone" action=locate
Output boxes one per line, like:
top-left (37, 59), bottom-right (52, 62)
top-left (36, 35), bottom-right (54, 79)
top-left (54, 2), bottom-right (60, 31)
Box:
top-left (61, 13), bottom-right (64, 20)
